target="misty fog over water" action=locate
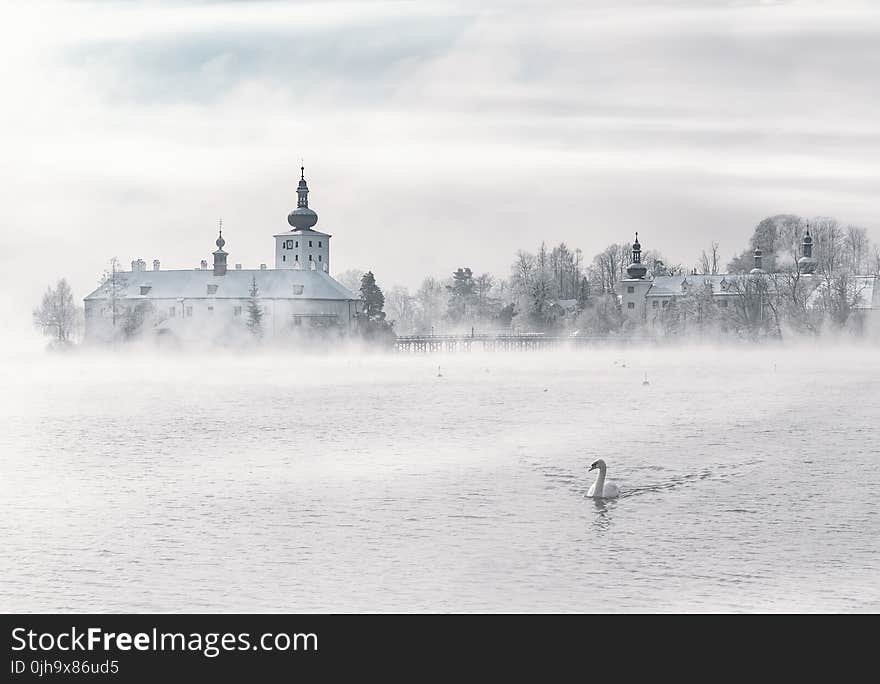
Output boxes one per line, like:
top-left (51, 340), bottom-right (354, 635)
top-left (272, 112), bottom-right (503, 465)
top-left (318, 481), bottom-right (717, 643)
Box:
top-left (1, 345), bottom-right (878, 612)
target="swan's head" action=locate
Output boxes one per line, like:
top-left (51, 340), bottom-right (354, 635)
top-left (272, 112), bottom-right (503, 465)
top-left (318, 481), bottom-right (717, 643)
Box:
top-left (589, 459), bottom-right (607, 472)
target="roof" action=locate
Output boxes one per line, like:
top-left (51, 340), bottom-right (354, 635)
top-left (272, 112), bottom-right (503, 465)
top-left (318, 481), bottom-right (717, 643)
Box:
top-left (805, 275), bottom-right (879, 310)
top-left (273, 228), bottom-right (332, 239)
top-left (84, 268), bottom-right (359, 302)
top-left (645, 274), bottom-right (742, 297)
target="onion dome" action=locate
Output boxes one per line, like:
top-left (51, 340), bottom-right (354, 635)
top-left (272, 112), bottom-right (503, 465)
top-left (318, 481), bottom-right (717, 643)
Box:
top-left (287, 166), bottom-right (319, 230)
top-left (216, 231), bottom-right (226, 250)
top-left (749, 246), bottom-right (764, 275)
top-left (797, 227), bottom-right (817, 274)
top-left (626, 231), bottom-right (647, 279)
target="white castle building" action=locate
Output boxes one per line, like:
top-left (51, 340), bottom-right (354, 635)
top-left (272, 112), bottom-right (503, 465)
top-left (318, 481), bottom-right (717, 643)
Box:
top-left (619, 230), bottom-right (879, 331)
top-left (84, 168), bottom-right (362, 342)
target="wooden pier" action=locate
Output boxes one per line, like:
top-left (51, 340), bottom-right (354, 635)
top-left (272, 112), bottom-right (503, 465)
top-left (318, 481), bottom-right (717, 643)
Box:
top-left (393, 333), bottom-right (606, 352)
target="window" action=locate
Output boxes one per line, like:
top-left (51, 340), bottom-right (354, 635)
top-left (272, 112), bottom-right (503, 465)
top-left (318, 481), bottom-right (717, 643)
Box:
top-left (283, 255), bottom-right (286, 262)
top-left (295, 241), bottom-right (299, 248)
top-left (293, 316), bottom-right (302, 326)
top-left (186, 306), bottom-right (193, 317)
top-left (652, 301), bottom-right (659, 309)
top-left (295, 254), bottom-right (299, 261)
top-left (169, 307), bottom-right (175, 317)
top-left (309, 254), bottom-right (313, 261)
top-left (234, 306), bottom-right (242, 316)
top-left (627, 286), bottom-right (634, 293)
top-left (318, 241), bottom-right (322, 247)
top-left (207, 306), bottom-right (214, 314)
top-left (309, 240), bottom-right (313, 247)
top-left (627, 302), bottom-right (635, 309)
top-left (207, 284), bottom-right (218, 295)
top-left (662, 301), bottom-right (668, 308)
top-left (318, 255), bottom-right (322, 262)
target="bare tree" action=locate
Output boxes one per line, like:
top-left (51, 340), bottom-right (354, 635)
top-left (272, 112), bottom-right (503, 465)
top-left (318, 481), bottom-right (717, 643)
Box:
top-left (33, 278), bottom-right (79, 343)
top-left (386, 285), bottom-right (417, 334)
top-left (98, 257), bottom-right (128, 328)
top-left (336, 268), bottom-right (365, 294)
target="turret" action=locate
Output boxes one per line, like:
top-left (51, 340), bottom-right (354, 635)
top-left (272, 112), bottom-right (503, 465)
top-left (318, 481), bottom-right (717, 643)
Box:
top-left (749, 246), bottom-right (764, 275)
top-left (626, 232), bottom-right (647, 279)
top-left (797, 227), bottom-right (817, 274)
top-left (213, 226), bottom-right (228, 276)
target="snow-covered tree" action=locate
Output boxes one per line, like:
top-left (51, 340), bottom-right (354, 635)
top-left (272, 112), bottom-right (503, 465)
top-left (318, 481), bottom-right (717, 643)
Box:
top-left (33, 278), bottom-right (78, 343)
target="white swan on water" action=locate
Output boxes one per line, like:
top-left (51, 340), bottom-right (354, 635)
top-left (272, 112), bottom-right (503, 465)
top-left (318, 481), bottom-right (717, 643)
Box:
top-left (587, 459), bottom-right (620, 499)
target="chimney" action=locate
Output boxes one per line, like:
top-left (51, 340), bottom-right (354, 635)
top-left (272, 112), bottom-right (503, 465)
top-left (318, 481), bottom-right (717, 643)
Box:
top-left (235, 263), bottom-right (241, 270)
top-left (200, 260), bottom-right (208, 270)
top-left (153, 259), bottom-right (160, 271)
top-left (131, 260), bottom-right (137, 272)
top-left (260, 263), bottom-right (267, 270)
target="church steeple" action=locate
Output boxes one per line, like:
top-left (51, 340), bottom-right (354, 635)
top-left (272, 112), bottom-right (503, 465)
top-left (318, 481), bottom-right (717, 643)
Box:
top-left (288, 166), bottom-right (319, 230)
top-left (749, 246), bottom-right (764, 275)
top-left (297, 166), bottom-right (309, 208)
top-left (798, 225), bottom-right (817, 274)
top-left (626, 231), bottom-right (647, 279)
top-left (212, 221), bottom-right (228, 276)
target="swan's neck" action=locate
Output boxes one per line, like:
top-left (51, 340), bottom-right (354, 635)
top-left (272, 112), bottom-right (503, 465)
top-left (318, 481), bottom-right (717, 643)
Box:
top-left (593, 466), bottom-right (606, 495)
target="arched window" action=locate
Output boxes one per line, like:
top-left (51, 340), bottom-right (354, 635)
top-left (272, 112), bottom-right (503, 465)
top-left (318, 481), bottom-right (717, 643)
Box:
top-left (309, 254), bottom-right (313, 261)
top-left (318, 255), bottom-right (322, 262)
top-left (295, 254), bottom-right (299, 261)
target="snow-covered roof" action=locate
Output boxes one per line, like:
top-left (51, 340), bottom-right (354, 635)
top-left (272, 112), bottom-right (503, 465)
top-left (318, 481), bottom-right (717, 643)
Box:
top-left (273, 228), bottom-right (331, 239)
top-left (805, 275), bottom-right (879, 310)
top-left (84, 268), bottom-right (359, 302)
top-left (645, 274), bottom-right (741, 297)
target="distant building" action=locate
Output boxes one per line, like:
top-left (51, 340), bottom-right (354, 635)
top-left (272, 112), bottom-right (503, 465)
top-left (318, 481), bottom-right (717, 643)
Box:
top-left (619, 229), bottom-right (879, 332)
top-left (83, 168), bottom-right (362, 342)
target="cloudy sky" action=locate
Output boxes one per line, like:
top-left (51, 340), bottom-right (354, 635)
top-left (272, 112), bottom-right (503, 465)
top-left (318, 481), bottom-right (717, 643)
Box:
top-left (2, 0), bottom-right (880, 336)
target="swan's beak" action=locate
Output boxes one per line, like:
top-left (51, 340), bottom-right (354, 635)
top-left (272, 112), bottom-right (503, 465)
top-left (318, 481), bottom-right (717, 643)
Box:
top-left (588, 464), bottom-right (597, 471)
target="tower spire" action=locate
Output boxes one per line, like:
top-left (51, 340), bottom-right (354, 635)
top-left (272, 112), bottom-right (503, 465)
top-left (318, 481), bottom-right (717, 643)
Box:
top-left (213, 224), bottom-right (228, 276)
top-left (288, 166), bottom-right (319, 229)
top-left (626, 231), bottom-right (647, 279)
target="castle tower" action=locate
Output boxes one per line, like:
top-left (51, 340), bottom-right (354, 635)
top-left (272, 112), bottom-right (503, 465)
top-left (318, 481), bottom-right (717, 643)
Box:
top-left (621, 231), bottom-right (652, 322)
top-left (275, 166), bottom-right (332, 271)
top-left (213, 227), bottom-right (228, 276)
top-left (626, 232), bottom-right (648, 279)
top-left (797, 227), bottom-right (817, 274)
top-left (749, 246), bottom-right (764, 275)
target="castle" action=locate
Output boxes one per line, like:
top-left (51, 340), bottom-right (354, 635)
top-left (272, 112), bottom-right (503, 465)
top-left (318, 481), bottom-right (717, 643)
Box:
top-left (83, 168), bottom-right (362, 342)
top-left (619, 230), bottom-right (878, 332)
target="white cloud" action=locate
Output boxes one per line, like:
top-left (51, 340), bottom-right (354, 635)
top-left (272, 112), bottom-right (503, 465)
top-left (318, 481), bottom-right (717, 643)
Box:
top-left (2, 0), bottom-right (880, 343)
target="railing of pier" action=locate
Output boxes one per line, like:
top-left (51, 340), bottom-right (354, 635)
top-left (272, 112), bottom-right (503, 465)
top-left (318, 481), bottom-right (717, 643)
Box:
top-left (392, 333), bottom-right (613, 352)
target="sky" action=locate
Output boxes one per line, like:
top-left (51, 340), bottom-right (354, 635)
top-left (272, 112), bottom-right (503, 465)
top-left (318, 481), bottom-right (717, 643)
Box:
top-left (3, 0), bottom-right (880, 338)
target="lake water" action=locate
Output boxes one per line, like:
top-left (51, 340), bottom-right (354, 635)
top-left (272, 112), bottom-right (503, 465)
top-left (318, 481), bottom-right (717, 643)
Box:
top-left (1, 344), bottom-right (878, 612)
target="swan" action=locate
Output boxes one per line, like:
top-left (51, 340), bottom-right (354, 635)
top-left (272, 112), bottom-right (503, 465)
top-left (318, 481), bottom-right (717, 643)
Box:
top-left (587, 459), bottom-right (620, 499)
top-left (642, 373), bottom-right (650, 386)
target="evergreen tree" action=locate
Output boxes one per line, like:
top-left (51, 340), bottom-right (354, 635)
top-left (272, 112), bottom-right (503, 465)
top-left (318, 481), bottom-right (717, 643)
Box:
top-left (359, 271), bottom-right (387, 322)
top-left (446, 267), bottom-right (477, 323)
top-left (357, 271), bottom-right (395, 342)
top-left (246, 275), bottom-right (264, 339)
